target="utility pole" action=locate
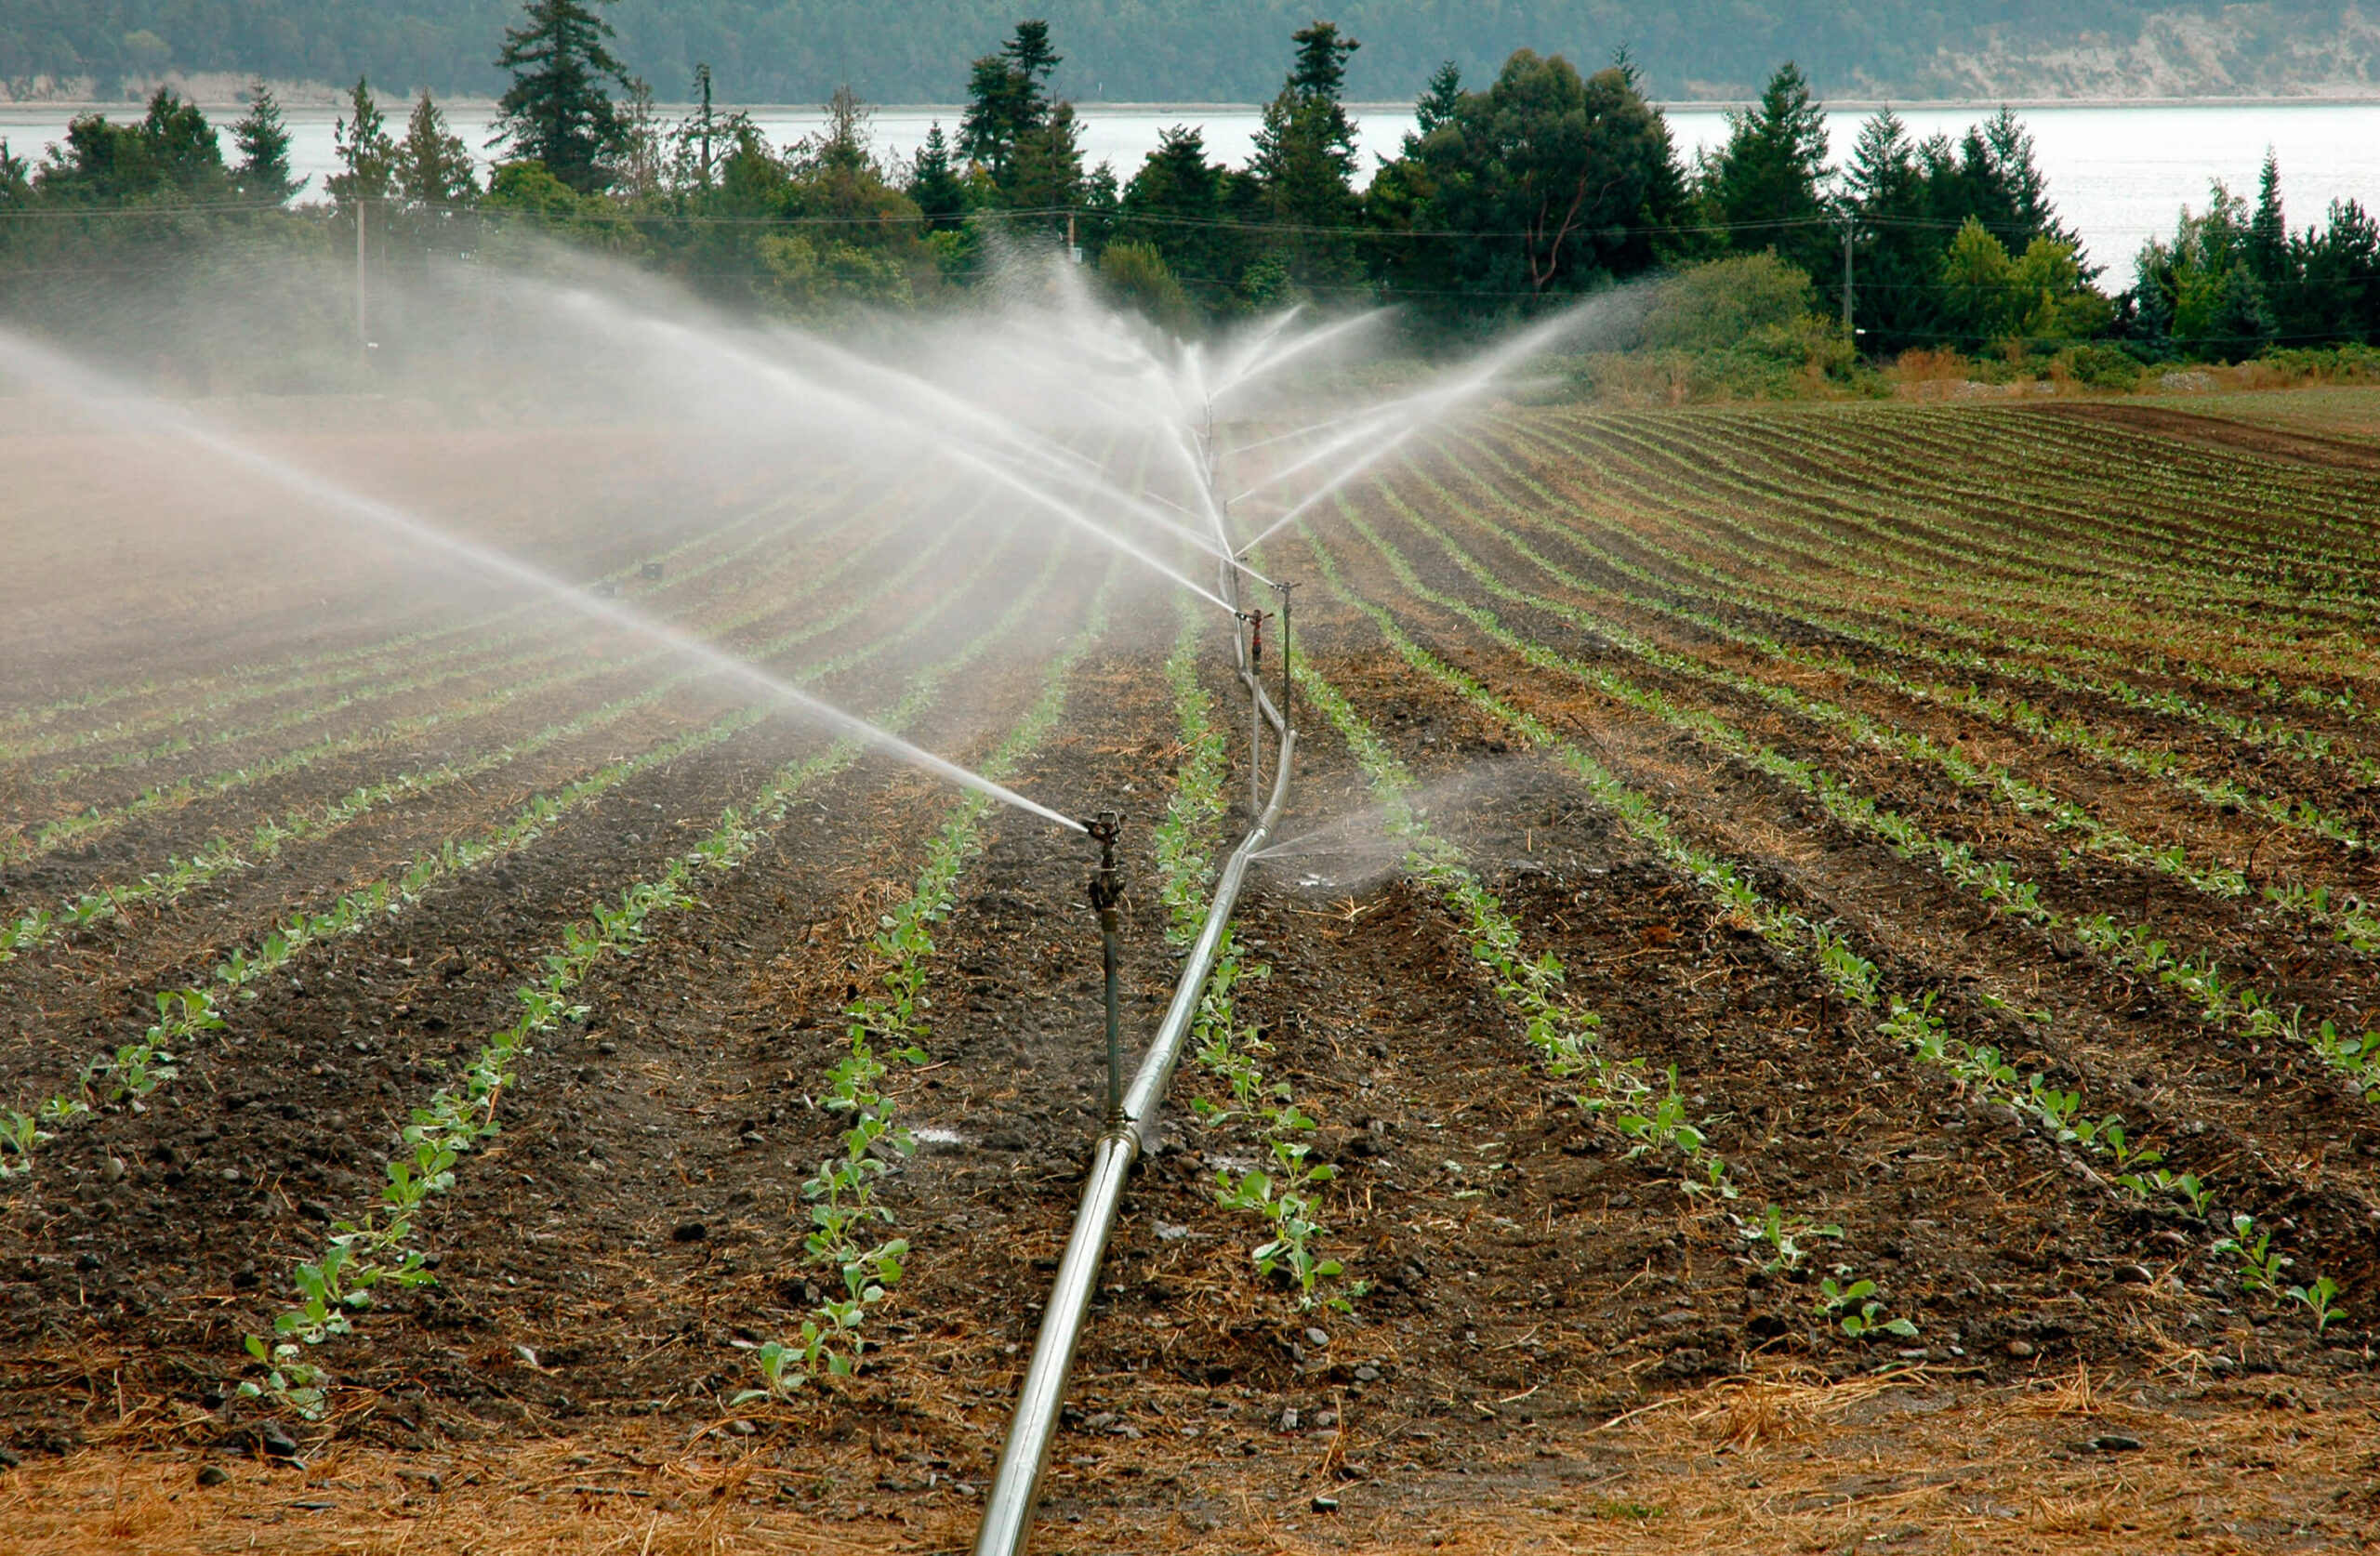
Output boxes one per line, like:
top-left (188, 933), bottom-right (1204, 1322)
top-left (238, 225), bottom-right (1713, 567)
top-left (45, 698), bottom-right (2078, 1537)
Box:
top-left (1840, 224), bottom-right (1854, 340)
top-left (356, 196), bottom-right (369, 371)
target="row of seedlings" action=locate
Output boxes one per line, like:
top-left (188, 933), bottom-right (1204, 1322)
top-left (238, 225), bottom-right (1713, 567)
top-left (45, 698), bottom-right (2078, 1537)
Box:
top-left (1150, 600), bottom-right (1357, 1312)
top-left (0, 510), bottom-right (1020, 1174)
top-left (1338, 492), bottom-right (2380, 1111)
top-left (741, 563), bottom-right (1117, 1399)
top-left (244, 540), bottom-right (1089, 1418)
top-left (1295, 518), bottom-right (2350, 1338)
top-left (4, 479), bottom-right (921, 867)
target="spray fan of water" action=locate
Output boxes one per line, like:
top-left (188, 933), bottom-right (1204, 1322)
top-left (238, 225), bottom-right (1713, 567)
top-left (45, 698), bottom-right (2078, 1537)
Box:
top-left (0, 244), bottom-right (1639, 831)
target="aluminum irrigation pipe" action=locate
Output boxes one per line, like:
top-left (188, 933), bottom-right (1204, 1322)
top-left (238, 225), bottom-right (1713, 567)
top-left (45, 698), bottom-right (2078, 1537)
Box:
top-left (972, 679), bottom-right (1294, 1556)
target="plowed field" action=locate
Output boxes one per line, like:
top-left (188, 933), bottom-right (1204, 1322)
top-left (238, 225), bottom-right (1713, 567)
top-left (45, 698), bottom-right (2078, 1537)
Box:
top-left (4, 397), bottom-right (2375, 1554)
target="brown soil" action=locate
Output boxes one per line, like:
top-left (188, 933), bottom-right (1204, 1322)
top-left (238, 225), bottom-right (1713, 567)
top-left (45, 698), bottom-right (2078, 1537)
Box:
top-left (2039, 401), bottom-right (2380, 474)
top-left (2, 397), bottom-right (2375, 1553)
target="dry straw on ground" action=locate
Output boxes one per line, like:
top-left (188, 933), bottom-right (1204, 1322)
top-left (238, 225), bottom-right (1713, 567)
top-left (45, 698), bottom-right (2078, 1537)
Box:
top-left (7, 1363), bottom-right (2373, 1554)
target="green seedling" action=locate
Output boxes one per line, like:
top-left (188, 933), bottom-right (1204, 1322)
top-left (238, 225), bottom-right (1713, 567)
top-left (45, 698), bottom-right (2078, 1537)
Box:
top-left (2283, 1275), bottom-right (2343, 1333)
top-left (2212, 1213), bottom-right (2293, 1294)
top-left (239, 1334), bottom-right (329, 1421)
top-left (0, 1110), bottom-right (52, 1177)
top-left (1736, 1204), bottom-right (1843, 1272)
top-left (1817, 1277), bottom-right (1919, 1339)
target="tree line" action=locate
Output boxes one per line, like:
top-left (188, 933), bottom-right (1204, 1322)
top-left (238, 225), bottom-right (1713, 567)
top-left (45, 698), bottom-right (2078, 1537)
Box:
top-left (3, 0), bottom-right (2375, 377)
top-left (0, 0), bottom-right (2268, 108)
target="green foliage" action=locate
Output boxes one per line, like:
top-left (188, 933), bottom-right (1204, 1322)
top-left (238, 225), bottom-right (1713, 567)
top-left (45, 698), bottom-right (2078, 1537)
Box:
top-left (1938, 217), bottom-right (2113, 348)
top-left (1640, 252), bottom-right (1817, 352)
top-left (231, 86), bottom-right (300, 204)
top-left (1247, 20), bottom-right (1364, 292)
top-left (1843, 107), bottom-right (2088, 355)
top-left (1585, 253), bottom-right (1855, 399)
top-left (1816, 1277), bottom-right (1919, 1339)
top-left (326, 76), bottom-right (396, 209)
top-left (1375, 50), bottom-right (1686, 320)
top-left (1113, 125), bottom-right (1254, 311)
top-left (1695, 62), bottom-right (1832, 283)
top-left (492, 0), bottom-right (635, 192)
top-left (1098, 239), bottom-right (1193, 332)
top-left (31, 87), bottom-right (231, 204)
top-left (396, 92), bottom-right (480, 208)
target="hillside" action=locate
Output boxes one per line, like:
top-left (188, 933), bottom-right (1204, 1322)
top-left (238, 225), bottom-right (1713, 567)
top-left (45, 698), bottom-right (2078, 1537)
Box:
top-left (2, 0), bottom-right (2376, 104)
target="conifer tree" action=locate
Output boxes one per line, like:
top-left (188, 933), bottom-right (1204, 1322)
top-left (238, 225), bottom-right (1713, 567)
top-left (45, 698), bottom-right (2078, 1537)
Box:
top-left (908, 124), bottom-right (969, 231)
top-left (397, 92), bottom-right (479, 208)
top-left (1250, 20), bottom-right (1363, 289)
top-left (1699, 60), bottom-right (1831, 280)
top-left (231, 85), bottom-right (300, 204)
top-left (2249, 151), bottom-right (2289, 286)
top-left (492, 0), bottom-right (634, 192)
top-left (326, 78), bottom-right (396, 211)
top-left (959, 20), bottom-right (1062, 182)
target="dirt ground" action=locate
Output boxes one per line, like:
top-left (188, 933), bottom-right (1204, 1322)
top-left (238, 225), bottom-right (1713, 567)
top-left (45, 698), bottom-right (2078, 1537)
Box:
top-left (2, 391), bottom-right (2376, 1552)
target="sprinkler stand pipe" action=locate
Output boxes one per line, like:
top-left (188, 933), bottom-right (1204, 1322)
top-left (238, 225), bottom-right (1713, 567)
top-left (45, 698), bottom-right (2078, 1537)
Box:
top-left (1083, 811), bottom-right (1125, 1128)
top-left (973, 681), bottom-right (1294, 1556)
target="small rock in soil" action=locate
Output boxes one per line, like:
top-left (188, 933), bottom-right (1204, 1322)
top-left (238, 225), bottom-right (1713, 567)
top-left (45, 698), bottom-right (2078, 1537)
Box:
top-left (671, 1221), bottom-right (707, 1243)
top-left (1353, 1365), bottom-right (1381, 1383)
top-left (2090, 1434), bottom-right (2145, 1453)
top-left (2006, 1339), bottom-right (2036, 1359)
top-left (258, 1422), bottom-right (300, 1458)
top-left (1277, 1408), bottom-right (1300, 1431)
top-left (1305, 1327), bottom-right (1329, 1347)
top-left (1312, 1496), bottom-right (1341, 1513)
top-left (196, 1465), bottom-right (230, 1486)
top-left (1313, 1410), bottom-right (1340, 1430)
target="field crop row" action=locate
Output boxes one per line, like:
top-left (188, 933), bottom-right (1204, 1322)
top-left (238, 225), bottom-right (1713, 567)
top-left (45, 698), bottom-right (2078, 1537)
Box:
top-left (1286, 508), bottom-right (2353, 1342)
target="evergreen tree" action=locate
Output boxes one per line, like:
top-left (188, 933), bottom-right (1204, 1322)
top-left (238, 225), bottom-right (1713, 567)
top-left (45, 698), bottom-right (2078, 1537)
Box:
top-left (907, 124), bottom-right (970, 231)
top-left (34, 89), bottom-right (230, 204)
top-left (1375, 49), bottom-right (1686, 320)
top-left (1841, 109), bottom-right (1937, 352)
top-left (1412, 61), bottom-right (1462, 139)
top-left (1117, 125), bottom-right (1248, 305)
top-left (1698, 61), bottom-right (1831, 280)
top-left (2288, 199), bottom-right (2380, 344)
top-left (1976, 109), bottom-right (2071, 247)
top-left (1840, 103), bottom-right (2087, 352)
top-left (231, 85), bottom-right (300, 204)
top-left (685, 63), bottom-right (721, 189)
top-left (2249, 151), bottom-right (2289, 285)
top-left (959, 20), bottom-right (1061, 181)
top-left (397, 92), bottom-right (479, 208)
top-left (325, 78), bottom-right (396, 210)
top-left (1250, 20), bottom-right (1364, 291)
top-left (492, 0), bottom-right (634, 192)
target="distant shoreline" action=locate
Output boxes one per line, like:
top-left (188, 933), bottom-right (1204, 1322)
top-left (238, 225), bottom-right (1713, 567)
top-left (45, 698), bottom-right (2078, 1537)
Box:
top-left (9, 94), bottom-right (2380, 114)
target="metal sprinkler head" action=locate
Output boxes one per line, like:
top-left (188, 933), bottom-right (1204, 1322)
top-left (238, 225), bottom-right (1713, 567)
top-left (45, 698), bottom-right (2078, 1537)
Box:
top-left (1083, 810), bottom-right (1122, 899)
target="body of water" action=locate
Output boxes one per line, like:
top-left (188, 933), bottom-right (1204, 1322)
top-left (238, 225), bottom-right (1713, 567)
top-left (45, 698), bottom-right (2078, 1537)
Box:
top-left (4, 99), bottom-right (2374, 276)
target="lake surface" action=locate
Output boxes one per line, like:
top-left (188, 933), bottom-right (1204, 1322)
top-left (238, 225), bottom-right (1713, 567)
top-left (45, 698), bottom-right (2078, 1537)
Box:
top-left (4, 99), bottom-right (2374, 277)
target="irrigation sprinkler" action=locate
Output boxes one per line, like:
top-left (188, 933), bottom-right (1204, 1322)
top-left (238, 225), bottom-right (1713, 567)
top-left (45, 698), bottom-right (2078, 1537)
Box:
top-left (1274, 579), bottom-right (1295, 734)
top-left (1239, 606), bottom-right (1268, 811)
top-left (1082, 810), bottom-right (1125, 1131)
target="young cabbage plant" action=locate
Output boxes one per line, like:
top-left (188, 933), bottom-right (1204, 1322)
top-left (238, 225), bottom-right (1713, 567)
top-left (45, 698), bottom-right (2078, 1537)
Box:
top-left (1816, 1276), bottom-right (1919, 1339)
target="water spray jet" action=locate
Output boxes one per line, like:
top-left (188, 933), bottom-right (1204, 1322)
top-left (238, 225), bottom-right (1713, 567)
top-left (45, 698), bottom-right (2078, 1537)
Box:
top-left (0, 325), bottom-right (1087, 837)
